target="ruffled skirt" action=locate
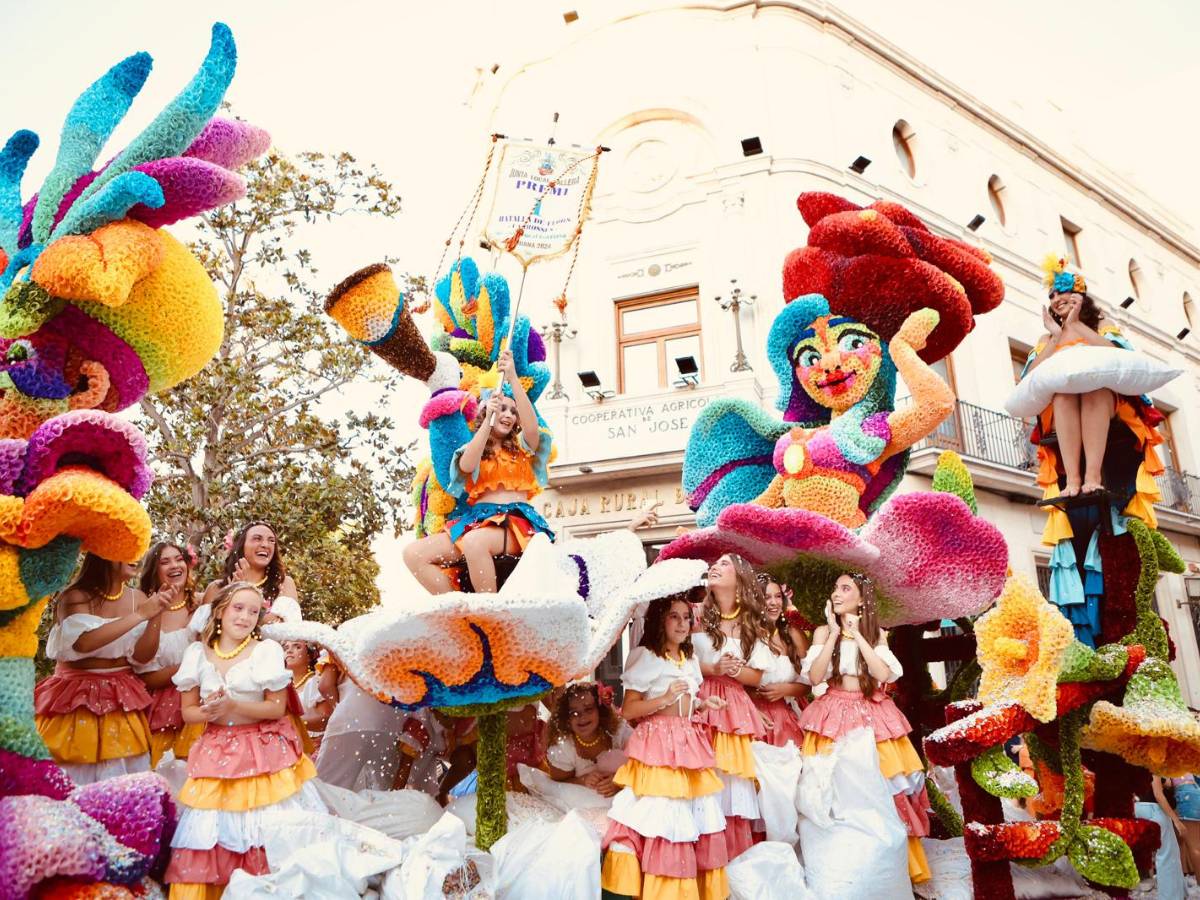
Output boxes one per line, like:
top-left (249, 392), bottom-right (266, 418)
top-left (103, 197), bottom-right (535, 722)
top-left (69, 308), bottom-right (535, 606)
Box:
top-left (34, 667), bottom-right (152, 775)
top-left (147, 685), bottom-right (205, 768)
top-left (165, 717), bottom-right (322, 896)
top-left (751, 696), bottom-right (805, 749)
top-left (801, 689), bottom-right (931, 883)
top-left (696, 676), bottom-right (762, 860)
top-left (601, 716), bottom-right (730, 900)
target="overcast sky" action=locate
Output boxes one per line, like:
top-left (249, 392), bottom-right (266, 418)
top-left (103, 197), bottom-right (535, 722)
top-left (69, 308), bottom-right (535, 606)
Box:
top-left (4, 1), bottom-right (1197, 607)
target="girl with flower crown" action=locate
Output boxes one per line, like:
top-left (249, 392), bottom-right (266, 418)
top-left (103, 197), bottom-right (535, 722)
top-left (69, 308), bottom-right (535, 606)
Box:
top-left (35, 553), bottom-right (176, 784)
top-left (135, 542), bottom-right (206, 767)
top-left (402, 348), bottom-right (554, 594)
top-left (693, 553), bottom-right (772, 861)
top-left (165, 582), bottom-right (323, 898)
top-left (750, 575), bottom-right (809, 747)
top-left (601, 595), bottom-right (731, 900)
top-left (799, 572), bottom-right (931, 890)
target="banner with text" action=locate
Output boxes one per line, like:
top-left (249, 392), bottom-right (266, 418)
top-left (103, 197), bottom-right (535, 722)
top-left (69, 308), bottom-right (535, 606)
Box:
top-left (483, 141), bottom-right (597, 267)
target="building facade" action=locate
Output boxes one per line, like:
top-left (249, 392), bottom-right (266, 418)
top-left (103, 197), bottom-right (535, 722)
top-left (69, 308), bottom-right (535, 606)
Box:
top-left (463, 3), bottom-right (1200, 700)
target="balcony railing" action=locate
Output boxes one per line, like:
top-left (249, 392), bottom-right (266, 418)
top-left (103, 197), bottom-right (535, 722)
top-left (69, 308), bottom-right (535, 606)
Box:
top-left (899, 397), bottom-right (1200, 519)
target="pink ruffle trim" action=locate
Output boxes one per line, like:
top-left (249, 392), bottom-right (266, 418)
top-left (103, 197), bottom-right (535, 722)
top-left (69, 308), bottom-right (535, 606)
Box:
top-left (165, 845), bottom-right (269, 884)
top-left (725, 816), bottom-right (758, 861)
top-left (186, 717), bottom-right (304, 779)
top-left (603, 822), bottom-right (731, 877)
top-left (894, 785), bottom-right (931, 838)
top-left (34, 668), bottom-right (151, 716)
top-left (752, 697), bottom-right (805, 748)
top-left (695, 676), bottom-right (765, 738)
top-left (624, 716), bottom-right (717, 770)
top-left (148, 685), bottom-right (183, 733)
top-left (797, 687), bottom-right (913, 742)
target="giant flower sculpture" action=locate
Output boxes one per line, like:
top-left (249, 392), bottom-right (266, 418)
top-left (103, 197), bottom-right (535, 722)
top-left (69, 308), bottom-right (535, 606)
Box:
top-left (0, 23), bottom-right (268, 898)
top-left (270, 530), bottom-right (706, 848)
top-left (975, 574), bottom-right (1075, 723)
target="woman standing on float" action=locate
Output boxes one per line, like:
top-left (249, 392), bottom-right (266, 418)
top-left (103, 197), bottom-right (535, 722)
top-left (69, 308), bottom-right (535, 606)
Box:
top-left (402, 348), bottom-right (553, 594)
top-left (602, 595), bottom-right (731, 900)
top-left (136, 542), bottom-right (203, 766)
top-left (751, 575), bottom-right (809, 747)
top-left (201, 521), bottom-right (302, 624)
top-left (35, 554), bottom-right (175, 783)
top-left (799, 572), bottom-right (931, 889)
top-left (692, 553), bottom-right (772, 860)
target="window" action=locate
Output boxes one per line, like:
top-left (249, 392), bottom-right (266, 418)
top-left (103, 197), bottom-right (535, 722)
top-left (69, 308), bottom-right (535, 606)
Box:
top-left (1158, 410), bottom-right (1181, 474)
top-left (892, 120), bottom-right (917, 178)
top-left (987, 175), bottom-right (1007, 227)
top-left (1035, 559), bottom-right (1053, 599)
top-left (1128, 259), bottom-right (1145, 303)
top-left (924, 356), bottom-right (961, 450)
top-left (616, 288), bottom-right (702, 393)
top-left (1060, 218), bottom-right (1082, 268)
top-left (1010, 341), bottom-right (1032, 384)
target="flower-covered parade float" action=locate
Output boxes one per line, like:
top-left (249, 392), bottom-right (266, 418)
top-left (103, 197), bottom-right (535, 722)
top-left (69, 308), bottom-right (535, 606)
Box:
top-left (0, 23), bottom-right (269, 899)
top-left (269, 258), bottom-right (707, 851)
top-left (658, 192), bottom-right (1188, 896)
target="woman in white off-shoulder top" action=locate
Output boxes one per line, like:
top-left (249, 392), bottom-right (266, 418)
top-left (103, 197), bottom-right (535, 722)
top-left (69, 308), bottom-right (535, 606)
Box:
top-left (797, 572), bottom-right (931, 893)
top-left (34, 552), bottom-right (177, 784)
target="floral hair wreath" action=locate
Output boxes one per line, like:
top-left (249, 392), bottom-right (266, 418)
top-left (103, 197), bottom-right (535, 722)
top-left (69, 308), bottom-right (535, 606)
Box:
top-left (1042, 253), bottom-right (1087, 295)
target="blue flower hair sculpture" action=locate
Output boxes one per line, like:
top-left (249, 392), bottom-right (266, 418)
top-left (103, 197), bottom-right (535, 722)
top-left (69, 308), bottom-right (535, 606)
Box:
top-left (0, 24), bottom-right (268, 898)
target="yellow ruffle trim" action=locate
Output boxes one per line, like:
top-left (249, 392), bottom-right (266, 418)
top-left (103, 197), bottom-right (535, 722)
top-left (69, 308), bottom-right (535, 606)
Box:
top-left (149, 722), bottom-right (206, 768)
top-left (1039, 482), bottom-right (1074, 546)
top-left (168, 883), bottom-right (225, 900)
top-left (613, 758), bottom-right (723, 800)
top-left (179, 755), bottom-right (316, 811)
top-left (712, 731), bottom-right (756, 780)
top-left (1122, 462), bottom-right (1162, 529)
top-left (877, 736), bottom-right (925, 781)
top-left (909, 837), bottom-right (932, 883)
top-left (601, 849), bottom-right (642, 896)
top-left (802, 732), bottom-right (836, 756)
top-left (36, 708), bottom-right (151, 764)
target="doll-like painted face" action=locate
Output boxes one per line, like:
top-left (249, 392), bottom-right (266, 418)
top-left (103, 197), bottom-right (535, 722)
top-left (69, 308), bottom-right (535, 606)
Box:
top-left (790, 315), bottom-right (882, 413)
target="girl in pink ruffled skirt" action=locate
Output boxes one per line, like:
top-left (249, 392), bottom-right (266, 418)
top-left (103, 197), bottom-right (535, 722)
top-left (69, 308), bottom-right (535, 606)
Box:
top-left (602, 595), bottom-right (731, 900)
top-left (165, 582), bottom-right (323, 899)
top-left (799, 572), bottom-right (931, 887)
top-left (693, 553), bottom-right (771, 860)
top-left (749, 575), bottom-right (809, 748)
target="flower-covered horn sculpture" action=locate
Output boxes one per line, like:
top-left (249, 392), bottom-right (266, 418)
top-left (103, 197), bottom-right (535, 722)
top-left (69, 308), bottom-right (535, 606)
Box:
top-left (0, 23), bottom-right (268, 898)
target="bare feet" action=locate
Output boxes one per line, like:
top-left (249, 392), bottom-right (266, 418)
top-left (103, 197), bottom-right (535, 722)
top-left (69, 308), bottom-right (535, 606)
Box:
top-left (1081, 481), bottom-right (1105, 495)
top-left (1061, 481), bottom-right (1082, 498)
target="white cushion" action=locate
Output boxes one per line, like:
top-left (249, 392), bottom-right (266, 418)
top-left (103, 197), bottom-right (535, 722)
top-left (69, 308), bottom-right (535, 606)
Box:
top-left (1005, 345), bottom-right (1180, 418)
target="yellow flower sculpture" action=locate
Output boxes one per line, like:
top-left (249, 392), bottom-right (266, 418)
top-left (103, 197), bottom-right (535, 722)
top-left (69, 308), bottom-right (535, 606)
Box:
top-left (975, 574), bottom-right (1074, 722)
top-left (1082, 658), bottom-right (1200, 777)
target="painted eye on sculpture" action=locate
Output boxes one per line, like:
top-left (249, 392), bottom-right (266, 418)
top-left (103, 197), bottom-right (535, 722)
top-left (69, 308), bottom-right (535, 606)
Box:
top-left (4, 341), bottom-right (33, 365)
top-left (795, 347), bottom-right (821, 368)
top-left (838, 333), bottom-right (868, 352)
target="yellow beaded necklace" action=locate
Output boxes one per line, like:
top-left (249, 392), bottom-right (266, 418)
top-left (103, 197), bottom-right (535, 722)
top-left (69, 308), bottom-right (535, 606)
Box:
top-left (574, 731), bottom-right (605, 749)
top-left (99, 585), bottom-right (124, 602)
top-left (213, 633), bottom-right (254, 660)
top-left (719, 605), bottom-right (741, 621)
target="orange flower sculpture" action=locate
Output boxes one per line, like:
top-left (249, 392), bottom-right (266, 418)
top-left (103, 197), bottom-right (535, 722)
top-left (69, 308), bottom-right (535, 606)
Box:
top-left (975, 574), bottom-right (1074, 723)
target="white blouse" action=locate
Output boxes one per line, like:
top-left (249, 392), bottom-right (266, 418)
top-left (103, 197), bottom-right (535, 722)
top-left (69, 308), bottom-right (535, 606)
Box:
top-left (131, 626), bottom-right (197, 674)
top-left (546, 721), bottom-right (633, 776)
top-left (759, 649), bottom-right (803, 686)
top-left (297, 674), bottom-right (324, 714)
top-left (620, 647), bottom-right (703, 701)
top-left (691, 631), bottom-right (775, 671)
top-left (800, 637), bottom-right (903, 685)
top-left (46, 614), bottom-right (148, 663)
top-left (172, 639), bottom-right (292, 702)
top-left (323, 678), bottom-right (406, 738)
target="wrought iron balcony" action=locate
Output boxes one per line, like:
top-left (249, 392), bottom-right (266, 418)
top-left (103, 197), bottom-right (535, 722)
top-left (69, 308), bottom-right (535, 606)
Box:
top-left (899, 397), bottom-right (1200, 519)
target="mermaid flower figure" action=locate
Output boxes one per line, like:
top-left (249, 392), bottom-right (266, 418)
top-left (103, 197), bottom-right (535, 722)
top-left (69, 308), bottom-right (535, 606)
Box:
top-left (685, 193), bottom-right (1004, 530)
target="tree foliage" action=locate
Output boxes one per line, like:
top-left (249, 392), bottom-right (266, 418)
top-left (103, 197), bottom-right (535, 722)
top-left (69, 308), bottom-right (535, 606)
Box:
top-left (139, 149), bottom-right (416, 624)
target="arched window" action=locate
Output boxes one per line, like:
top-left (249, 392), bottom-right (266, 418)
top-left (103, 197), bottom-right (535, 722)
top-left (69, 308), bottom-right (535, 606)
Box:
top-left (892, 120), bottom-right (916, 178)
top-left (1129, 258), bottom-right (1145, 301)
top-left (987, 175), bottom-right (1007, 227)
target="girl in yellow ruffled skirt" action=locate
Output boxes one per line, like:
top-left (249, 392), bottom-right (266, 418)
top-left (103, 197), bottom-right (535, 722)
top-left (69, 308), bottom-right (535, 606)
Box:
top-left (164, 582), bottom-right (323, 899)
top-left (35, 553), bottom-right (177, 784)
